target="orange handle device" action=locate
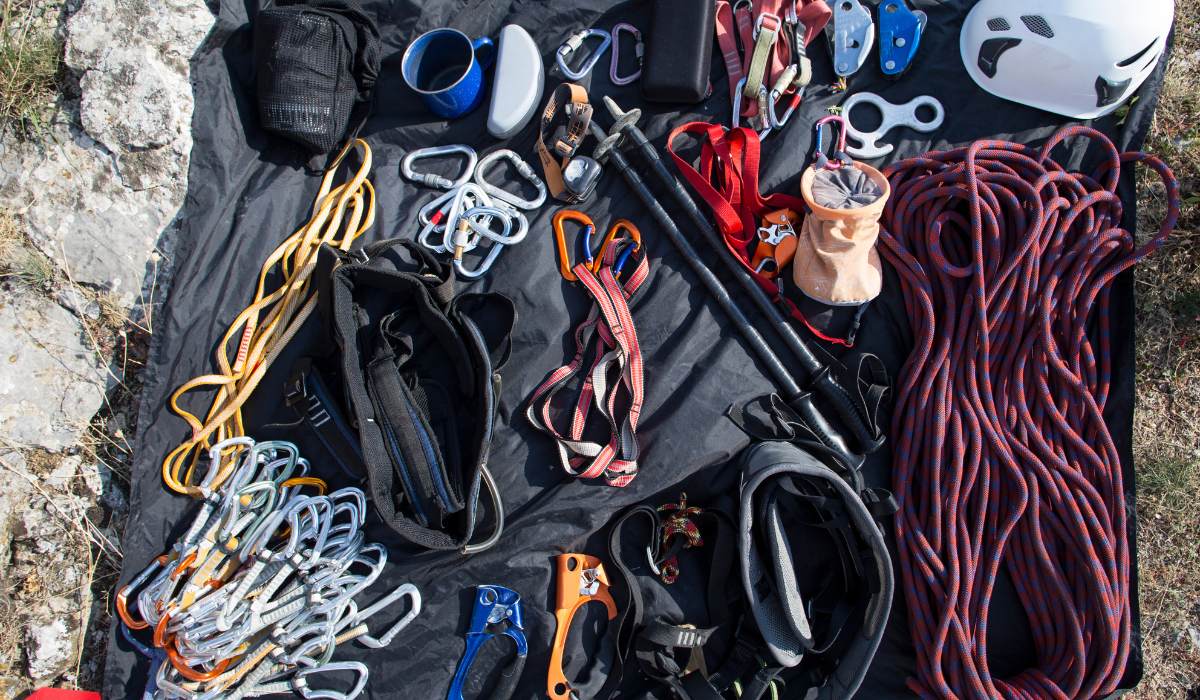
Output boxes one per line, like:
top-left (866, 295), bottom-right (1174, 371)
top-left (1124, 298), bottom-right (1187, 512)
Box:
top-left (547, 553), bottom-right (618, 699)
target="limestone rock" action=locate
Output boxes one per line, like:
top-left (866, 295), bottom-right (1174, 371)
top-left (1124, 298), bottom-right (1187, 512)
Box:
top-left (24, 617), bottom-right (73, 682)
top-left (0, 291), bottom-right (107, 451)
top-left (78, 44), bottom-right (190, 155)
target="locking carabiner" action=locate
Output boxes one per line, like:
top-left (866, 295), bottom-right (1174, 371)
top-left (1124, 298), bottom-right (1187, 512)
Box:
top-left (547, 553), bottom-right (618, 700)
top-left (812, 114), bottom-right (851, 170)
top-left (609, 23), bottom-right (643, 86)
top-left (473, 149), bottom-right (547, 210)
top-left (401, 145), bottom-right (478, 190)
top-left (553, 209), bottom-right (609, 282)
top-left (556, 28), bottom-right (612, 81)
top-left (447, 585), bottom-right (527, 700)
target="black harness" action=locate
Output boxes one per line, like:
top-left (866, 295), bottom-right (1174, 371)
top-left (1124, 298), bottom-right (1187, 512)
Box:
top-left (296, 238), bottom-right (513, 553)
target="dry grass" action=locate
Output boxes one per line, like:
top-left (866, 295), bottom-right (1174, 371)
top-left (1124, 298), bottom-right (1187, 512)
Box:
top-left (0, 0), bottom-right (61, 135)
top-left (1131, 0), bottom-right (1200, 697)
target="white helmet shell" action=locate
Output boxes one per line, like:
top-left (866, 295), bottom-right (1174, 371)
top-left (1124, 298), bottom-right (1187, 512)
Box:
top-left (960, 0), bottom-right (1175, 119)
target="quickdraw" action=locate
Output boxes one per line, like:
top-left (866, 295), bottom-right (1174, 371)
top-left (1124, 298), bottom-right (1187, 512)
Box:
top-left (448, 585), bottom-right (528, 700)
top-left (161, 140), bottom-right (374, 497)
top-left (119, 437), bottom-right (421, 700)
top-left (715, 0), bottom-right (830, 135)
top-left (527, 211), bottom-right (649, 487)
top-left (556, 28), bottom-right (612, 81)
top-left (609, 23), bottom-right (643, 85)
top-left (547, 553), bottom-right (618, 699)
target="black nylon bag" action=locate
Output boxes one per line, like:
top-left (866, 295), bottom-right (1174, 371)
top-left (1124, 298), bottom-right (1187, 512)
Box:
top-left (322, 239), bottom-right (513, 551)
top-left (253, 0), bottom-right (381, 153)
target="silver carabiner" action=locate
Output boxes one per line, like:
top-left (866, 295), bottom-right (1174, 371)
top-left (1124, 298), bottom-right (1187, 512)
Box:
top-left (556, 28), bottom-right (612, 81)
top-left (291, 661), bottom-right (369, 700)
top-left (401, 145), bottom-right (477, 190)
top-left (473, 149), bottom-right (547, 210)
top-left (349, 582), bottom-right (422, 649)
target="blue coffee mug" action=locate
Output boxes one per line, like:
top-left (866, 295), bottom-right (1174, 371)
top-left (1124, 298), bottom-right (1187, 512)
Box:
top-left (402, 28), bottom-right (495, 119)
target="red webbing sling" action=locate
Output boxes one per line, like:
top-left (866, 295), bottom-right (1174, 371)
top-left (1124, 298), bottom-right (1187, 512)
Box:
top-left (526, 228), bottom-right (650, 487)
top-left (667, 122), bottom-right (851, 345)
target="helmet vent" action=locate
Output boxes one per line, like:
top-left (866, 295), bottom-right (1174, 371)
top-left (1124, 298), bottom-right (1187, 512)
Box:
top-left (1019, 15), bottom-right (1054, 38)
top-left (986, 17), bottom-right (1010, 31)
top-left (1117, 39), bottom-right (1158, 68)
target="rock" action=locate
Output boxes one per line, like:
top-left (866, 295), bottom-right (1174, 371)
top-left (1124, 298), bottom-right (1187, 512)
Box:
top-left (1189, 626), bottom-right (1200, 651)
top-left (0, 291), bottom-right (107, 451)
top-left (24, 616), bottom-right (73, 682)
top-left (78, 44), bottom-right (190, 157)
top-left (0, 0), bottom-right (212, 307)
top-left (0, 450), bottom-right (33, 567)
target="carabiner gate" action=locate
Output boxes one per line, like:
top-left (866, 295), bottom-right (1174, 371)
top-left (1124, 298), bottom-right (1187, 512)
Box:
top-left (556, 28), bottom-right (612, 81)
top-left (553, 209), bottom-right (609, 282)
top-left (401, 145), bottom-right (478, 190)
top-left (609, 23), bottom-right (643, 86)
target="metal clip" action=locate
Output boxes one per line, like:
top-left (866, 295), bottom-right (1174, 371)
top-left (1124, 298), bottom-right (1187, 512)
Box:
top-left (447, 585), bottom-right (528, 700)
top-left (547, 554), bottom-right (618, 700)
top-left (473, 149), bottom-right (547, 210)
top-left (291, 661), bottom-right (368, 700)
top-left (556, 29), bottom-right (612, 81)
top-left (401, 145), bottom-right (478, 190)
top-left (878, 0), bottom-right (926, 76)
top-left (842, 91), bottom-right (944, 159)
top-left (344, 583), bottom-right (421, 649)
top-left (609, 23), bottom-right (643, 85)
top-left (831, 0), bottom-right (874, 77)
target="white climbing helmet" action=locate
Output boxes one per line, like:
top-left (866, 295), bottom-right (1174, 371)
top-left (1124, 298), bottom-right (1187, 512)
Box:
top-left (960, 0), bottom-right (1175, 119)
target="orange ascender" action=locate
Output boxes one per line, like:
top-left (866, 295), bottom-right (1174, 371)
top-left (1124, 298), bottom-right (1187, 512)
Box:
top-left (750, 208), bottom-right (799, 279)
top-left (547, 553), bottom-right (618, 699)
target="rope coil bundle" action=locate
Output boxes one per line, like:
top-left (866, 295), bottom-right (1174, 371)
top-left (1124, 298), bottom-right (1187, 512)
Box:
top-left (878, 126), bottom-right (1179, 699)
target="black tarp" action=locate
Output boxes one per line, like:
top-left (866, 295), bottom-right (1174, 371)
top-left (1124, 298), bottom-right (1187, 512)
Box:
top-left (104, 0), bottom-right (1170, 697)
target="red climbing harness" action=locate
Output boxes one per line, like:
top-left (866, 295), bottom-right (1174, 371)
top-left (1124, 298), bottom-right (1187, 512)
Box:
top-left (668, 122), bottom-right (854, 346)
top-left (527, 212), bottom-right (650, 487)
top-left (878, 126), bottom-right (1180, 699)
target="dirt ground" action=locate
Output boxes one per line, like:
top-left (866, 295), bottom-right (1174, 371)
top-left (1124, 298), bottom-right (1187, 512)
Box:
top-left (1129, 1), bottom-right (1200, 697)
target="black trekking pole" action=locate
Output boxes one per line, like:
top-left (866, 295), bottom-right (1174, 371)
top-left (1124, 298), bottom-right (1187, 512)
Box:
top-left (590, 121), bottom-right (862, 469)
top-left (600, 97), bottom-right (884, 455)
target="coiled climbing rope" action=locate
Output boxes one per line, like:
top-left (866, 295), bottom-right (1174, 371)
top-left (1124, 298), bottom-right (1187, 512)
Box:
top-left (162, 140), bottom-right (375, 497)
top-left (878, 126), bottom-right (1179, 699)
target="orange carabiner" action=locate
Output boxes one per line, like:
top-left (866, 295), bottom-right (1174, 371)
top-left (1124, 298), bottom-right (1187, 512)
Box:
top-left (115, 554), bottom-right (170, 630)
top-left (553, 209), bottom-right (607, 282)
top-left (603, 219), bottom-right (643, 277)
top-left (547, 553), bottom-right (618, 699)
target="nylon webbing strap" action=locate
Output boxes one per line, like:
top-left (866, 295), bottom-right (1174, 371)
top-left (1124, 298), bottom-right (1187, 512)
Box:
top-left (737, 441), bottom-right (894, 700)
top-left (327, 240), bottom-right (507, 552)
top-left (603, 503), bottom-right (744, 700)
top-left (537, 82), bottom-right (592, 202)
top-left (526, 232), bottom-right (649, 487)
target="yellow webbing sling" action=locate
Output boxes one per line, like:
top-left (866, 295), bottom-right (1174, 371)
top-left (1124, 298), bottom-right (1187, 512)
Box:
top-left (162, 139), bottom-right (375, 497)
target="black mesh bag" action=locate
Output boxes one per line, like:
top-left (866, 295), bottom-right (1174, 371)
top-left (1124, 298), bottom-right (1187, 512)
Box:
top-left (253, 0), bottom-right (380, 153)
